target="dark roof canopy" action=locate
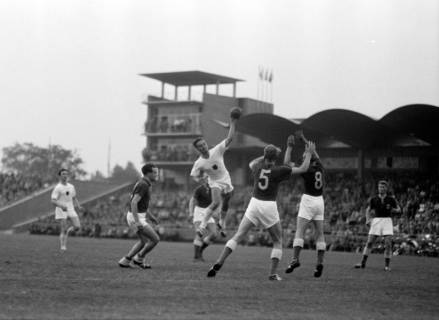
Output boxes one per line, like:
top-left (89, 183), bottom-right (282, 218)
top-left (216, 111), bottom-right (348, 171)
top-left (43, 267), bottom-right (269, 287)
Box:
top-left (140, 71), bottom-right (243, 86)
top-left (237, 104), bottom-right (439, 149)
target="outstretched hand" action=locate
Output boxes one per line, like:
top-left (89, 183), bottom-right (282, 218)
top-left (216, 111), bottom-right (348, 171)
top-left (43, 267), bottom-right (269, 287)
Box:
top-left (305, 141), bottom-right (316, 154)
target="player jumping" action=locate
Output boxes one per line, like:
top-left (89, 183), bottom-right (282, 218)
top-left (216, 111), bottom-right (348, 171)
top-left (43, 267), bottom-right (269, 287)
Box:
top-left (207, 139), bottom-right (315, 281)
top-left (190, 107), bottom-right (241, 237)
top-left (284, 131), bottom-right (326, 278)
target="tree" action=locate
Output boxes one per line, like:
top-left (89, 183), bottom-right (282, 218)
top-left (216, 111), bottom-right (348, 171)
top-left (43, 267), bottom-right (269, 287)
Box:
top-left (1, 142), bottom-right (86, 183)
top-left (110, 161), bottom-right (140, 182)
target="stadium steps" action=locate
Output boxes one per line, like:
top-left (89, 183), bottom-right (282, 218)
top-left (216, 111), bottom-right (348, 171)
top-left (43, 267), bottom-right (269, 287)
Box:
top-left (0, 180), bottom-right (133, 231)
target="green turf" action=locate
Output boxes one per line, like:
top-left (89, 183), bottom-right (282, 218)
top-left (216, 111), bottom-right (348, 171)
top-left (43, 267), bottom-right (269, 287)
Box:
top-left (0, 233), bottom-right (438, 320)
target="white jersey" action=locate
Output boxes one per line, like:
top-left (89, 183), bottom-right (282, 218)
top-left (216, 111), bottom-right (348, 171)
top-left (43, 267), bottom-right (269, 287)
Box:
top-left (51, 182), bottom-right (77, 216)
top-left (190, 140), bottom-right (231, 183)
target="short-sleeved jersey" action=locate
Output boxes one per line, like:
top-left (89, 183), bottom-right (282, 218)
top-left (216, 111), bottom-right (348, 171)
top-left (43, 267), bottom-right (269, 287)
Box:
top-left (51, 183), bottom-right (76, 214)
top-left (369, 194), bottom-right (398, 218)
top-left (129, 178), bottom-right (152, 213)
top-left (252, 162), bottom-right (292, 201)
top-left (193, 184), bottom-right (212, 209)
top-left (190, 140), bottom-right (231, 183)
top-left (301, 159), bottom-right (324, 196)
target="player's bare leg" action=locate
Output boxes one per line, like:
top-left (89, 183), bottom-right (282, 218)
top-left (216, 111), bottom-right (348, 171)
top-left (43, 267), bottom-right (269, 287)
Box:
top-left (383, 235), bottom-right (392, 271)
top-left (266, 222), bottom-right (283, 281)
top-left (64, 216), bottom-right (81, 249)
top-left (198, 223), bottom-right (217, 260)
top-left (217, 191), bottom-right (233, 237)
top-left (59, 219), bottom-right (68, 251)
top-left (193, 222), bottom-right (204, 260)
top-left (355, 235), bottom-right (377, 268)
top-left (134, 225), bottom-right (160, 269)
top-left (118, 230), bottom-right (149, 268)
top-left (197, 187), bottom-right (221, 237)
top-left (286, 216), bottom-right (309, 273)
top-left (312, 220), bottom-right (326, 278)
top-left (207, 216), bottom-right (254, 278)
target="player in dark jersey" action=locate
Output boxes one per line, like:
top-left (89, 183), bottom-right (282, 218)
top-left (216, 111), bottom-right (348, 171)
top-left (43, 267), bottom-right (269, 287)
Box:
top-left (355, 180), bottom-right (401, 271)
top-left (118, 163), bottom-right (160, 269)
top-left (207, 140), bottom-right (315, 281)
top-left (188, 176), bottom-right (218, 261)
top-left (284, 131), bottom-right (326, 278)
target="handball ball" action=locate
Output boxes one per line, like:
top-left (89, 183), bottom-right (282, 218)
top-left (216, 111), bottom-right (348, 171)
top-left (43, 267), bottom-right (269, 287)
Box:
top-left (230, 107), bottom-right (242, 119)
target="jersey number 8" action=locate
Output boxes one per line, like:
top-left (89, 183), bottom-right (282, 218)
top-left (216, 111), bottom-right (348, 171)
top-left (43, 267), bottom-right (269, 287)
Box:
top-left (314, 171), bottom-right (323, 190)
top-left (258, 169), bottom-right (271, 190)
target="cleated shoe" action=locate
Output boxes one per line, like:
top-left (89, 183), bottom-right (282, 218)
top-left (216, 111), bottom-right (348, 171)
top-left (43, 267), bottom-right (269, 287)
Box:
top-left (384, 266), bottom-right (391, 272)
top-left (285, 260), bottom-right (301, 274)
top-left (314, 264), bottom-right (324, 278)
top-left (207, 263), bottom-right (222, 278)
top-left (268, 274), bottom-right (282, 281)
top-left (133, 258), bottom-right (152, 269)
top-left (354, 262), bottom-right (366, 269)
top-left (118, 257), bottom-right (132, 268)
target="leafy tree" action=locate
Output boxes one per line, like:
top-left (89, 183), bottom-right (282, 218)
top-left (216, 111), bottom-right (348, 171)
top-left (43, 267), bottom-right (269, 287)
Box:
top-left (1, 142), bottom-right (86, 182)
top-left (110, 161), bottom-right (139, 182)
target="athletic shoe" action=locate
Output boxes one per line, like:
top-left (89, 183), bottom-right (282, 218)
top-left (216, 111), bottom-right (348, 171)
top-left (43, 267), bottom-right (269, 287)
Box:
top-left (207, 263), bottom-right (222, 278)
top-left (285, 259), bottom-right (301, 274)
top-left (216, 223), bottom-right (227, 238)
top-left (314, 264), bottom-right (324, 278)
top-left (384, 266), bottom-right (391, 272)
top-left (118, 257), bottom-right (132, 268)
top-left (60, 245), bottom-right (67, 251)
top-left (133, 258), bottom-right (152, 269)
top-left (268, 274), bottom-right (282, 281)
top-left (354, 262), bottom-right (366, 269)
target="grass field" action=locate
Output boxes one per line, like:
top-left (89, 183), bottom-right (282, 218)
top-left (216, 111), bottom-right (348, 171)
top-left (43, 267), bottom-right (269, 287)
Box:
top-left (0, 233), bottom-right (438, 320)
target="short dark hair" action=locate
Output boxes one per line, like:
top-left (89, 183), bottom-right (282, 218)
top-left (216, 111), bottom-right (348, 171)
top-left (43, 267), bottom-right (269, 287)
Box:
top-left (58, 168), bottom-right (69, 176)
top-left (192, 137), bottom-right (204, 148)
top-left (263, 145), bottom-right (279, 161)
top-left (141, 163), bottom-right (157, 175)
top-left (378, 180), bottom-right (388, 187)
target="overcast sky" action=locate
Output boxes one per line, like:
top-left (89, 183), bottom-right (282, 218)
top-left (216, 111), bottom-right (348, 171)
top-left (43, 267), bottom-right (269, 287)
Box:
top-left (1, 0), bottom-right (438, 175)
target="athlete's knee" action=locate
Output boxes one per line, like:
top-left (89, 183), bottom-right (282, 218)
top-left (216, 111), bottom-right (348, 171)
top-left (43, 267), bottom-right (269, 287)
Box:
top-left (293, 238), bottom-right (304, 248)
top-left (226, 238), bottom-right (238, 251)
top-left (271, 243), bottom-right (282, 260)
top-left (316, 241), bottom-right (326, 251)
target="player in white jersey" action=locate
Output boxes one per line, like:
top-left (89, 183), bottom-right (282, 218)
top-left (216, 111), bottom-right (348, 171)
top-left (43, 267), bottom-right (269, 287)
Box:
top-left (190, 107), bottom-right (241, 236)
top-left (51, 168), bottom-right (83, 251)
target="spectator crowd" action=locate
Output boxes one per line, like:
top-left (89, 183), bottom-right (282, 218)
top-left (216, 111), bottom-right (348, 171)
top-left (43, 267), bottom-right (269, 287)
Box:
top-left (2, 168), bottom-right (436, 257)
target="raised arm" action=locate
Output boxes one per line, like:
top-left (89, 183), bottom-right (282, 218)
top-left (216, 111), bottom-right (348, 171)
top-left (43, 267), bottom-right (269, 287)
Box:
top-left (290, 141), bottom-right (315, 175)
top-left (224, 107), bottom-right (242, 147)
top-left (249, 156), bottom-right (264, 171)
top-left (295, 130), bottom-right (320, 159)
top-left (284, 135), bottom-right (295, 165)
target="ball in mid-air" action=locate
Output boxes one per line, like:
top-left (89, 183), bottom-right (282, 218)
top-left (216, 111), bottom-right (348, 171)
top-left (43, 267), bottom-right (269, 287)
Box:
top-left (230, 107), bottom-right (242, 119)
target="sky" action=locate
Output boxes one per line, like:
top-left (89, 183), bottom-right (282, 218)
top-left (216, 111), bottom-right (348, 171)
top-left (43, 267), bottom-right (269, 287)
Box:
top-left (0, 0), bottom-right (438, 175)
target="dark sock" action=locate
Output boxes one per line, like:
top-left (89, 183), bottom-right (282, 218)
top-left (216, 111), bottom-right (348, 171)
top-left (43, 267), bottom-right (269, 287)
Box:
top-left (362, 255), bottom-right (368, 265)
top-left (125, 256), bottom-right (132, 261)
top-left (385, 258), bottom-right (390, 267)
top-left (194, 245), bottom-right (201, 259)
top-left (293, 246), bottom-right (302, 260)
top-left (201, 242), bottom-right (209, 253)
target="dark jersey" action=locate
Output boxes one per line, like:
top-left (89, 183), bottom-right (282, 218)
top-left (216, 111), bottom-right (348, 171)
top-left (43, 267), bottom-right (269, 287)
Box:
top-left (252, 162), bottom-right (292, 201)
top-left (129, 178), bottom-right (152, 213)
top-left (301, 159), bottom-right (324, 196)
top-left (369, 195), bottom-right (398, 218)
top-left (193, 184), bottom-right (212, 209)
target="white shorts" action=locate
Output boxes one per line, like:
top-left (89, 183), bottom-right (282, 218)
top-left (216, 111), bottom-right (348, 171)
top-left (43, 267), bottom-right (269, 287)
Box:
top-left (244, 197), bottom-right (279, 229)
top-left (55, 209), bottom-right (78, 220)
top-left (193, 206), bottom-right (216, 224)
top-left (298, 194), bottom-right (324, 221)
top-left (126, 212), bottom-right (151, 229)
top-left (369, 218), bottom-right (393, 236)
top-left (209, 177), bottom-right (234, 194)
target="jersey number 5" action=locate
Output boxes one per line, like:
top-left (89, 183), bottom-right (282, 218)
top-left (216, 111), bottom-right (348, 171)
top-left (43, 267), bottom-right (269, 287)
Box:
top-left (314, 171), bottom-right (323, 190)
top-left (258, 169), bottom-right (271, 190)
